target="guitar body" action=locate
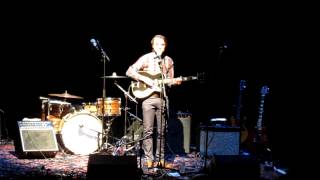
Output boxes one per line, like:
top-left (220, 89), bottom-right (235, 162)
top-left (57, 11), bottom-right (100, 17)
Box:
top-left (131, 81), bottom-right (160, 99)
top-left (240, 124), bottom-right (249, 143)
top-left (248, 86), bottom-right (271, 158)
top-left (131, 71), bottom-right (198, 99)
top-left (229, 116), bottom-right (248, 144)
top-left (230, 80), bottom-right (248, 144)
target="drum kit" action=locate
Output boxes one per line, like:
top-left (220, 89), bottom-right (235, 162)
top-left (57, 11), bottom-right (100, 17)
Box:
top-left (40, 74), bottom-right (142, 156)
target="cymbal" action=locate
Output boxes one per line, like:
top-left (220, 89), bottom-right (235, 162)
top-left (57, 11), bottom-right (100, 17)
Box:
top-left (49, 100), bottom-right (71, 105)
top-left (48, 90), bottom-right (84, 99)
top-left (101, 72), bottom-right (128, 79)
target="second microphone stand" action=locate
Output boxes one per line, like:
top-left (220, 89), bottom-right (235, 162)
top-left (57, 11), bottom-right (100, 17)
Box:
top-left (157, 59), bottom-right (169, 169)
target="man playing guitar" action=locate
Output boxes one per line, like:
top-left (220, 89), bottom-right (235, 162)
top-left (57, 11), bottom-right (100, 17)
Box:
top-left (126, 34), bottom-right (182, 169)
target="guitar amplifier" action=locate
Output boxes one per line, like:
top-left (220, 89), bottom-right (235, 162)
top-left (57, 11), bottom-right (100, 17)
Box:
top-left (177, 112), bottom-right (192, 153)
top-left (17, 121), bottom-right (59, 152)
top-left (200, 125), bottom-right (240, 156)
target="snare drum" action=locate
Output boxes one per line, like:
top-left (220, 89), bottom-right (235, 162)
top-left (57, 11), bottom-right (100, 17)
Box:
top-left (96, 97), bottom-right (121, 117)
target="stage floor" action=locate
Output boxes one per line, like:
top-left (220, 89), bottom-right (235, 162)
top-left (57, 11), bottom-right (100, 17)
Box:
top-left (0, 141), bottom-right (206, 179)
top-left (0, 140), bottom-right (285, 179)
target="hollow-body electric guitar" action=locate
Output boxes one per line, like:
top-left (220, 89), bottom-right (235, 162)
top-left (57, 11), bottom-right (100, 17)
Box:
top-left (131, 71), bottom-right (198, 99)
top-left (254, 85), bottom-right (270, 144)
top-left (230, 80), bottom-right (249, 143)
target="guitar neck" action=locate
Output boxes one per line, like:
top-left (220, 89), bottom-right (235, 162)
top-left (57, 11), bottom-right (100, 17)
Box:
top-left (256, 98), bottom-right (265, 131)
top-left (235, 80), bottom-right (246, 120)
top-left (131, 71), bottom-right (198, 99)
top-left (161, 76), bottom-right (197, 84)
top-left (235, 93), bottom-right (243, 120)
top-left (139, 71), bottom-right (197, 84)
top-left (255, 86), bottom-right (269, 143)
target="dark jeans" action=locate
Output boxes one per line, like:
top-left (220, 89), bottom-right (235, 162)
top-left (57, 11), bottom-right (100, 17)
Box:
top-left (142, 97), bottom-right (166, 162)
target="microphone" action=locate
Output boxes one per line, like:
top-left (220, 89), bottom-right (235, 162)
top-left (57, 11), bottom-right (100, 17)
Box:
top-left (39, 96), bottom-right (49, 100)
top-left (90, 38), bottom-right (100, 50)
top-left (155, 55), bottom-right (161, 59)
top-left (90, 38), bottom-right (111, 62)
top-left (154, 55), bottom-right (162, 65)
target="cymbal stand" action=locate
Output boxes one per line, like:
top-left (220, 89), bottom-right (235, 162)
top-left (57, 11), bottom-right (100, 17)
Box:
top-left (113, 81), bottom-right (138, 139)
top-left (124, 110), bottom-right (143, 142)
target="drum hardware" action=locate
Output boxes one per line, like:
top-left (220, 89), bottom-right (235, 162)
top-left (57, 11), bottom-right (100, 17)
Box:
top-left (111, 108), bottom-right (143, 156)
top-left (47, 100), bottom-right (72, 119)
top-left (39, 97), bottom-right (49, 120)
top-left (39, 96), bottom-right (72, 120)
top-left (100, 118), bottom-right (115, 152)
top-left (114, 81), bottom-right (137, 104)
top-left (100, 72), bottom-right (128, 79)
top-left (113, 81), bottom-right (140, 150)
top-left (48, 90), bottom-right (84, 99)
top-left (126, 110), bottom-right (143, 122)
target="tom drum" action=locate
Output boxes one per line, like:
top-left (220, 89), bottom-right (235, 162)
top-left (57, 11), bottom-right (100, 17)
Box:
top-left (47, 100), bottom-right (72, 118)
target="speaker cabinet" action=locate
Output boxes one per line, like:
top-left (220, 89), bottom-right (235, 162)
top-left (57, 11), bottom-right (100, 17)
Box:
top-left (87, 154), bottom-right (139, 179)
top-left (200, 125), bottom-right (240, 156)
top-left (16, 121), bottom-right (58, 158)
top-left (167, 112), bottom-right (192, 154)
top-left (178, 114), bottom-right (191, 153)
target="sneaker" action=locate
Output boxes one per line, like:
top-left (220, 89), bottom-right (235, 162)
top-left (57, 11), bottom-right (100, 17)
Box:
top-left (154, 160), bottom-right (173, 169)
top-left (146, 160), bottom-right (153, 168)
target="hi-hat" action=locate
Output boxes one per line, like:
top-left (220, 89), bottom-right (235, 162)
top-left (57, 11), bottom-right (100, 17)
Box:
top-left (101, 72), bottom-right (128, 79)
top-left (48, 90), bottom-right (84, 99)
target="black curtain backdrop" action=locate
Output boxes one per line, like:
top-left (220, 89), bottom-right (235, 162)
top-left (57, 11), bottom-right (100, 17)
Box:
top-left (1, 3), bottom-right (308, 174)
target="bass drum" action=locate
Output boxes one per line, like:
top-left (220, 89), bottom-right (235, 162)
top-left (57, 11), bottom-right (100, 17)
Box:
top-left (61, 112), bottom-right (102, 155)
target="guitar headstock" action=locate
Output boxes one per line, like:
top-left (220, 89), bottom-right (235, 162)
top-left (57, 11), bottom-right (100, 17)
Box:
top-left (260, 85), bottom-right (269, 97)
top-left (196, 72), bottom-right (205, 82)
top-left (240, 80), bottom-right (247, 92)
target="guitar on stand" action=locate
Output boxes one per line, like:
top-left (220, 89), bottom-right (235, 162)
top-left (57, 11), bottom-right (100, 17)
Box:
top-left (253, 85), bottom-right (273, 167)
top-left (230, 80), bottom-right (249, 144)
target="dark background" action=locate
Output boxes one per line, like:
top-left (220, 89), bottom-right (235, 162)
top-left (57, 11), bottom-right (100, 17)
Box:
top-left (0, 2), bottom-right (311, 174)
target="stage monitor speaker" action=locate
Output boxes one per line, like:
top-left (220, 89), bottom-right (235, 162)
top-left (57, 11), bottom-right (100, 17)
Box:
top-left (210, 155), bottom-right (260, 179)
top-left (17, 121), bottom-right (58, 158)
top-left (200, 125), bottom-right (240, 156)
top-left (87, 154), bottom-right (139, 180)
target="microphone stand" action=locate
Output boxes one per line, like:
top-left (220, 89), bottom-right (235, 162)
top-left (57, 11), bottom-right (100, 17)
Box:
top-left (157, 59), bottom-right (167, 168)
top-left (99, 45), bottom-right (111, 152)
